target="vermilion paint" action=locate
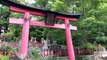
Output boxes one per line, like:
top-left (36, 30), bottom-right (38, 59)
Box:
top-left (19, 12), bottom-right (30, 57)
top-left (9, 18), bottom-right (77, 30)
top-left (9, 6), bottom-right (77, 60)
top-left (65, 19), bottom-right (75, 60)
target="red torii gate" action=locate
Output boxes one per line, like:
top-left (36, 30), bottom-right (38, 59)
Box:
top-left (1, 0), bottom-right (81, 60)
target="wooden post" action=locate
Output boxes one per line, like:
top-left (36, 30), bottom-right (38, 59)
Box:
top-left (65, 19), bottom-right (75, 60)
top-left (19, 12), bottom-right (30, 59)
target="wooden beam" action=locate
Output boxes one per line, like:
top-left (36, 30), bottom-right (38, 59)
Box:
top-left (9, 18), bottom-right (77, 30)
top-left (10, 6), bottom-right (77, 21)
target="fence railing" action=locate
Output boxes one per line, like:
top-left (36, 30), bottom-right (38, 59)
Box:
top-left (75, 49), bottom-right (96, 55)
top-left (43, 49), bottom-right (96, 56)
top-left (1, 42), bottom-right (96, 56)
top-left (0, 49), bottom-right (96, 57)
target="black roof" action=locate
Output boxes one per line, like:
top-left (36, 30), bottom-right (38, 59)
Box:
top-left (1, 0), bottom-right (81, 19)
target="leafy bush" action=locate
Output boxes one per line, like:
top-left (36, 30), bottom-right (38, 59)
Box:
top-left (0, 55), bottom-right (9, 60)
top-left (28, 48), bottom-right (40, 60)
top-left (81, 43), bottom-right (96, 49)
top-left (0, 45), bottom-right (13, 51)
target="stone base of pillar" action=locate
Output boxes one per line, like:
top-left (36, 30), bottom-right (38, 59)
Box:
top-left (17, 53), bottom-right (27, 60)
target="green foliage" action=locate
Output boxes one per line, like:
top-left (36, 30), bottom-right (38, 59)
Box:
top-left (0, 6), bottom-right (9, 28)
top-left (81, 43), bottom-right (96, 49)
top-left (0, 55), bottom-right (9, 60)
top-left (51, 0), bottom-right (67, 12)
top-left (96, 36), bottom-right (107, 44)
top-left (76, 55), bottom-right (82, 60)
top-left (30, 27), bottom-right (44, 37)
top-left (0, 31), bottom-right (14, 39)
top-left (32, 0), bottom-right (49, 9)
top-left (0, 45), bottom-right (15, 51)
top-left (47, 29), bottom-right (66, 45)
top-left (0, 20), bottom-right (7, 26)
top-left (29, 48), bottom-right (40, 60)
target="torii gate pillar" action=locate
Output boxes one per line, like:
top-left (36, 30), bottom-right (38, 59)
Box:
top-left (65, 19), bottom-right (75, 60)
top-left (19, 12), bottom-right (30, 58)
